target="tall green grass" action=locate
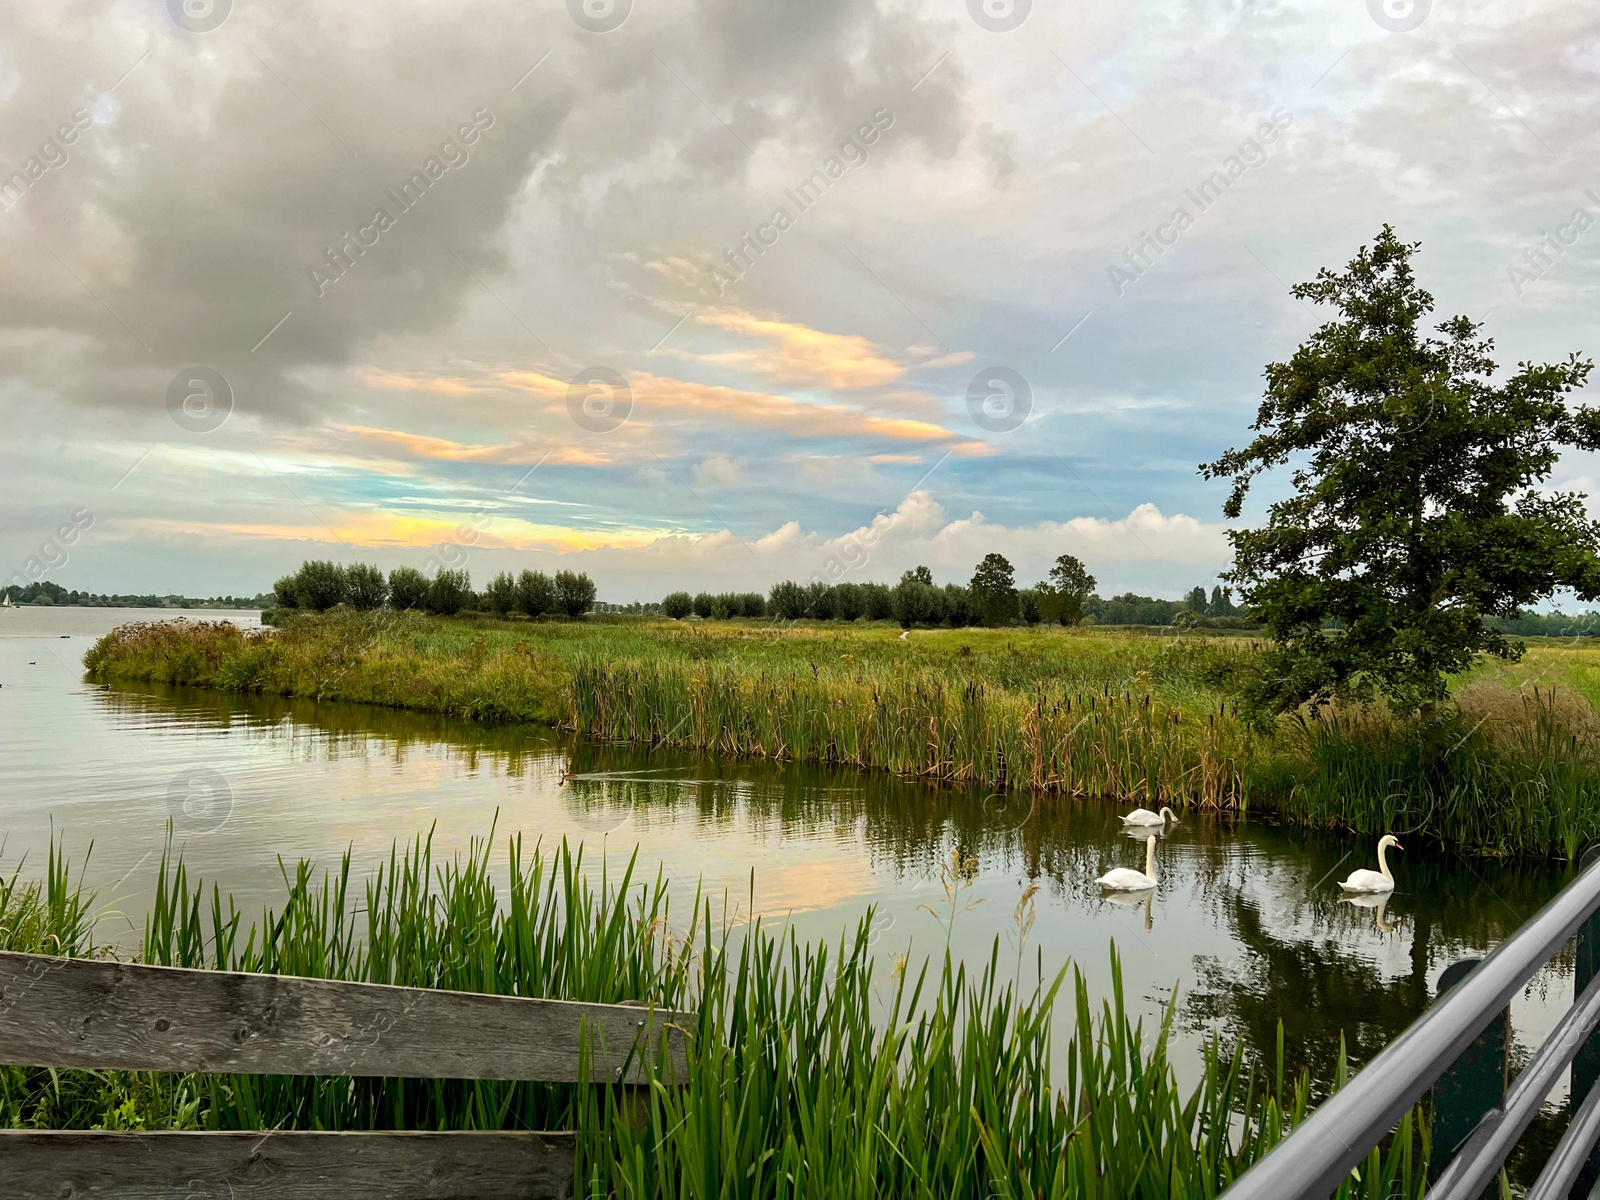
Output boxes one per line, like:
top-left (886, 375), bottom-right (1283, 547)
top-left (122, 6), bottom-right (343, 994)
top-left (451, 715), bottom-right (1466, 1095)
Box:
top-left (0, 834), bottom-right (1430, 1198)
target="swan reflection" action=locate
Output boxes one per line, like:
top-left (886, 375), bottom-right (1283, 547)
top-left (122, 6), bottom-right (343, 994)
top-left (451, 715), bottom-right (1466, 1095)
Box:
top-left (1102, 887), bottom-right (1154, 930)
top-left (1340, 891), bottom-right (1398, 934)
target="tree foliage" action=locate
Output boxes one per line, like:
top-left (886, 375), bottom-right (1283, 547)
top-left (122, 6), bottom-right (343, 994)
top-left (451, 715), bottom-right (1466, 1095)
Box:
top-left (484, 571), bottom-right (519, 616)
top-left (517, 570), bottom-right (554, 618)
top-left (426, 569), bottom-right (471, 616)
top-left (554, 570), bottom-right (597, 619)
top-left (388, 567), bottom-right (429, 611)
top-left (345, 564), bottom-right (388, 611)
top-left (1203, 227), bottom-right (1600, 712)
top-left (969, 553), bottom-right (1018, 626)
top-left (293, 560), bottom-right (347, 611)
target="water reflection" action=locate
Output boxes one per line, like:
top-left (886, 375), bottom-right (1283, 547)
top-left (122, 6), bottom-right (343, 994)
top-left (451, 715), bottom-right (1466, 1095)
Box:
top-left (82, 681), bottom-right (1576, 1089)
top-left (0, 636), bottom-right (1572, 1104)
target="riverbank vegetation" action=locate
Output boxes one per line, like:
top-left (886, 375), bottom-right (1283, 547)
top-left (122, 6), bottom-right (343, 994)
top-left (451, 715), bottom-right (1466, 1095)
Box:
top-left (83, 609), bottom-right (1600, 857)
top-left (0, 834), bottom-right (1429, 1198)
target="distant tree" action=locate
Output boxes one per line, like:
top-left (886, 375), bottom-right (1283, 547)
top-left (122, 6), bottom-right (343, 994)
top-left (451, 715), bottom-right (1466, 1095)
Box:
top-left (1048, 554), bottom-right (1096, 599)
top-left (833, 582), bottom-right (865, 621)
top-left (345, 563), bottom-right (388, 611)
top-left (426, 569), bottom-right (471, 616)
top-left (969, 553), bottom-right (1018, 626)
top-left (554, 570), bottom-right (597, 618)
top-left (737, 591), bottom-right (767, 617)
top-left (891, 570), bottom-right (940, 628)
top-left (1203, 226), bottom-right (1600, 713)
top-left (294, 560), bottom-right (347, 611)
top-left (517, 570), bottom-right (553, 618)
top-left (388, 566), bottom-right (429, 611)
top-left (711, 594), bottom-right (733, 620)
top-left (692, 592), bottom-right (715, 619)
top-left (769, 580), bottom-right (807, 621)
top-left (1018, 588), bottom-right (1041, 625)
top-left (272, 575), bottom-right (299, 609)
top-left (662, 590), bottom-right (693, 619)
top-left (1209, 585), bottom-right (1236, 616)
top-left (1185, 585), bottom-right (1210, 615)
top-left (863, 582), bottom-right (894, 621)
top-left (1037, 554), bottom-right (1096, 625)
top-left (941, 583), bottom-right (972, 627)
top-left (804, 581), bottom-right (835, 620)
top-left (909, 565), bottom-right (934, 586)
top-left (484, 571), bottom-right (519, 616)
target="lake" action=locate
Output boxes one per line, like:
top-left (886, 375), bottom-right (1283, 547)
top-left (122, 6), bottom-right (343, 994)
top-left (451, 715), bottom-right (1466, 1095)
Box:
top-left (0, 605), bottom-right (1578, 1100)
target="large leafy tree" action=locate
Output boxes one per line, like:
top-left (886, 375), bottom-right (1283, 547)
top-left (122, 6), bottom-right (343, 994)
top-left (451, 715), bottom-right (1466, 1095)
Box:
top-left (1202, 227), bottom-right (1600, 713)
top-left (969, 553), bottom-right (1019, 626)
top-left (1036, 553), bottom-right (1096, 625)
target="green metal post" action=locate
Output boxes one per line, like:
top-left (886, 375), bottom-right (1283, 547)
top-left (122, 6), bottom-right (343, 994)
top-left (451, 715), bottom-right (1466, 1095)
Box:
top-left (1572, 846), bottom-right (1600, 1198)
top-left (1430, 957), bottom-right (1508, 1197)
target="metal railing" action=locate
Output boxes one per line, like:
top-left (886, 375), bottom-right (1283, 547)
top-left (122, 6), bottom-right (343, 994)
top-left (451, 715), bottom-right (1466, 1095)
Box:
top-left (1220, 848), bottom-right (1600, 1200)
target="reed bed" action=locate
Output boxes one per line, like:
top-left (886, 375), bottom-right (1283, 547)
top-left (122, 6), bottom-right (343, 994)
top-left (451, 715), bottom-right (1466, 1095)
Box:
top-left (82, 610), bottom-right (1600, 857)
top-left (568, 656), bottom-right (1253, 809)
top-left (0, 835), bottom-right (1428, 1198)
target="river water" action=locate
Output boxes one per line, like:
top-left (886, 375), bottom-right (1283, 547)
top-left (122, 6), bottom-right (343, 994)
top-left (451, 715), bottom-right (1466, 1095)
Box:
top-left (0, 606), bottom-right (1580, 1108)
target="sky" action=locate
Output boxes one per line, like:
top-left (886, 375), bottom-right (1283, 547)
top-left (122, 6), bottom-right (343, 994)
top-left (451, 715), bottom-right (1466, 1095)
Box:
top-left (2, 0), bottom-right (1598, 603)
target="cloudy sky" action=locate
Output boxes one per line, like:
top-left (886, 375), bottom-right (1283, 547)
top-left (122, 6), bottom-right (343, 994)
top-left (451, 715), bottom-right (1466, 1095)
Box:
top-left (2, 0), bottom-right (1597, 602)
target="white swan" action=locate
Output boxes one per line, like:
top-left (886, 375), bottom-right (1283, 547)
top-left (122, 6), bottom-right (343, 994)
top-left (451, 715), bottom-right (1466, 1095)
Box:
top-left (1098, 835), bottom-right (1157, 891)
top-left (1121, 805), bottom-right (1179, 827)
top-left (1339, 835), bottom-right (1402, 893)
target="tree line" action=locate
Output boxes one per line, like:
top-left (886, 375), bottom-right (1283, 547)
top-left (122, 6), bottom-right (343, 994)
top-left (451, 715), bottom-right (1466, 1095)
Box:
top-left (271, 561), bottom-right (597, 618)
top-left (660, 554), bottom-right (1248, 629)
top-left (0, 580), bottom-right (272, 609)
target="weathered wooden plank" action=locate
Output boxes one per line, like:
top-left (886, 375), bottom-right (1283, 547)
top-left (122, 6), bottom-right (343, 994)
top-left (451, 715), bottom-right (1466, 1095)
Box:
top-left (0, 1129), bottom-right (575, 1199)
top-left (0, 952), bottom-right (689, 1083)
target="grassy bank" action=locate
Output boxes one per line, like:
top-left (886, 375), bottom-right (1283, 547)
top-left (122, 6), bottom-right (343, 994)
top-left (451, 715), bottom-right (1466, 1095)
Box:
top-left (0, 834), bottom-right (1428, 1198)
top-left (83, 610), bottom-right (1600, 856)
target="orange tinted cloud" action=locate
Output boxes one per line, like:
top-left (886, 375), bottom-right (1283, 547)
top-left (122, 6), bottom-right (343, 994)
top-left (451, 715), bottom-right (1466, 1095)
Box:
top-left (132, 511), bottom-right (666, 552)
top-left (688, 309), bottom-right (904, 389)
top-left (630, 371), bottom-right (969, 444)
top-left (337, 425), bottom-right (608, 466)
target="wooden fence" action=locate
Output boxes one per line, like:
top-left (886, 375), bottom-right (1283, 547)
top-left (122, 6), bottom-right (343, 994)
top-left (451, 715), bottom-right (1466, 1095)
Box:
top-left (0, 950), bottom-right (691, 1198)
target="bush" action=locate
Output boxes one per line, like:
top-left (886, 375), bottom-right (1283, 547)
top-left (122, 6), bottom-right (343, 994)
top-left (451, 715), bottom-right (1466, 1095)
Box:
top-left (691, 592), bottom-right (715, 619)
top-left (272, 575), bottom-right (299, 609)
top-left (389, 567), bottom-right (429, 611)
top-left (427, 569), bottom-right (472, 616)
top-left (294, 561), bottom-right (347, 611)
top-left (555, 570), bottom-right (597, 619)
top-left (346, 564), bottom-right (388, 611)
top-left (518, 570), bottom-right (554, 618)
top-left (735, 591), bottom-right (767, 618)
top-left (484, 571), bottom-right (519, 616)
top-left (662, 591), bottom-right (693, 619)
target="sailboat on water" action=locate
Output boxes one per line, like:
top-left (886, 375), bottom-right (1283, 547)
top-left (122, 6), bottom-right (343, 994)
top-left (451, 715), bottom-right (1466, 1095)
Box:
top-left (0, 593), bottom-right (12, 609)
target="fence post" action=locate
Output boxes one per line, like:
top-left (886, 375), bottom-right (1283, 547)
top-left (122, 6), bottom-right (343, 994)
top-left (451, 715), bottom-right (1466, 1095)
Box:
top-left (1429, 957), bottom-right (1509, 1196)
top-left (1572, 845), bottom-right (1600, 1198)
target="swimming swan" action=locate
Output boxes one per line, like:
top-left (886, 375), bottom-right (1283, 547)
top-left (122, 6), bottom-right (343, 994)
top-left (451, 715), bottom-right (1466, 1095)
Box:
top-left (1339, 835), bottom-right (1402, 893)
top-left (1121, 806), bottom-right (1179, 827)
top-left (1098, 835), bottom-right (1157, 891)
